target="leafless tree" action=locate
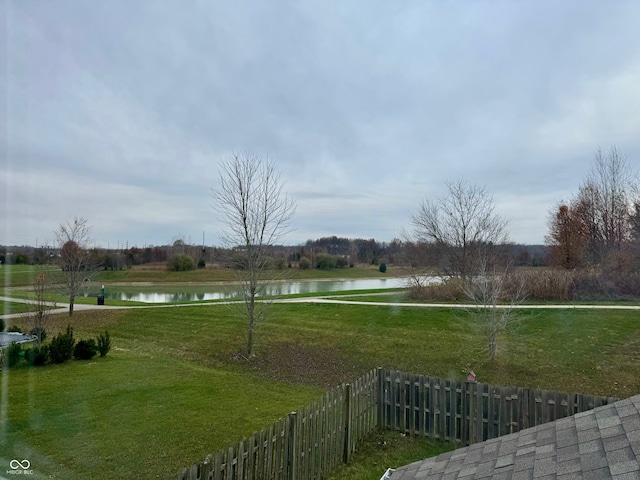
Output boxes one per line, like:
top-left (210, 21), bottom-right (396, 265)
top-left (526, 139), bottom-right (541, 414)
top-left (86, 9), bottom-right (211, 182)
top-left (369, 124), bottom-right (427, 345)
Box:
top-left (410, 179), bottom-right (510, 282)
top-left (24, 271), bottom-right (57, 343)
top-left (583, 146), bottom-right (635, 261)
top-left (464, 261), bottom-right (526, 360)
top-left (211, 153), bottom-right (295, 358)
top-left (55, 217), bottom-right (98, 316)
top-left (547, 147), bottom-right (636, 268)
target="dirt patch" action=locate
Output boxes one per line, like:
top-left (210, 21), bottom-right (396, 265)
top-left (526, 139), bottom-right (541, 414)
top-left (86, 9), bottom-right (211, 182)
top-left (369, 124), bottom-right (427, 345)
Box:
top-left (241, 342), bottom-right (368, 389)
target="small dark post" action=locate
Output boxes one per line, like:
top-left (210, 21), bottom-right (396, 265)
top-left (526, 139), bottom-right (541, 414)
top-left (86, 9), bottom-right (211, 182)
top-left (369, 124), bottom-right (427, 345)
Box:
top-left (286, 411), bottom-right (298, 480)
top-left (343, 383), bottom-right (353, 464)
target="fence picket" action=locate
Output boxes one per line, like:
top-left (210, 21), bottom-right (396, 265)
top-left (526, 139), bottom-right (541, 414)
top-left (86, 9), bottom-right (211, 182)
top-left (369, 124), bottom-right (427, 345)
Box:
top-left (172, 368), bottom-right (617, 480)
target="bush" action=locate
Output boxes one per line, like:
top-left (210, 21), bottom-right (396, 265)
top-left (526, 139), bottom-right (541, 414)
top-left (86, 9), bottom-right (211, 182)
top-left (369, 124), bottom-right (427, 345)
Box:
top-left (197, 259), bottom-right (206, 269)
top-left (316, 253), bottom-right (336, 270)
top-left (8, 325), bottom-right (22, 333)
top-left (97, 331), bottom-right (111, 358)
top-left (74, 339), bottom-right (98, 360)
top-left (298, 257), bottom-right (311, 270)
top-left (29, 327), bottom-right (47, 343)
top-left (25, 345), bottom-right (49, 366)
top-left (4, 343), bottom-right (22, 368)
top-left (167, 253), bottom-right (196, 272)
top-left (49, 325), bottom-right (76, 364)
top-left (379, 263), bottom-right (387, 273)
top-left (0, 318), bottom-right (5, 332)
top-left (336, 257), bottom-right (349, 269)
top-left (408, 277), bottom-right (467, 302)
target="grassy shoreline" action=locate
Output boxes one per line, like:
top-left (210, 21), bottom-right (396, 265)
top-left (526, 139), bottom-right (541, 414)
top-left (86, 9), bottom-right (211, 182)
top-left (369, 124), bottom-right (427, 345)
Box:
top-left (3, 264), bottom-right (640, 479)
top-left (3, 300), bottom-right (640, 479)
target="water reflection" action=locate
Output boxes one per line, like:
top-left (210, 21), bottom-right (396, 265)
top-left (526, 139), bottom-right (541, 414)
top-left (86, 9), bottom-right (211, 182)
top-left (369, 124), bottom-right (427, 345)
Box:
top-left (106, 277), bottom-right (414, 304)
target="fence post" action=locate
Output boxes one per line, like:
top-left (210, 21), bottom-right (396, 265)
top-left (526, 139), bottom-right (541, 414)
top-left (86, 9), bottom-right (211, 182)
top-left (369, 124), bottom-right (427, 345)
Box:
top-left (285, 411), bottom-right (298, 480)
top-left (377, 367), bottom-right (384, 431)
top-left (343, 383), bottom-right (353, 464)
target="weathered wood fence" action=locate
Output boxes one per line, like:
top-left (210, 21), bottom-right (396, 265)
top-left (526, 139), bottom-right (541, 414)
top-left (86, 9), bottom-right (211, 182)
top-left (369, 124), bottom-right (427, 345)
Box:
top-left (172, 368), bottom-right (617, 480)
top-left (378, 369), bottom-right (618, 446)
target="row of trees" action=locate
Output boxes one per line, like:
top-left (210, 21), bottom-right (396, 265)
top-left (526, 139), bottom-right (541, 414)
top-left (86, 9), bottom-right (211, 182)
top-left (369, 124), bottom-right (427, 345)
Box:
top-left (35, 147), bottom-right (635, 361)
top-left (547, 146), bottom-right (639, 271)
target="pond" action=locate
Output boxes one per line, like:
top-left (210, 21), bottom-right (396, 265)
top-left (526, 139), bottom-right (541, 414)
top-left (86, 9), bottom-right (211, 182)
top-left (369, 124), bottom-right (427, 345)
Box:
top-left (105, 277), bottom-right (415, 304)
top-left (0, 332), bottom-right (37, 349)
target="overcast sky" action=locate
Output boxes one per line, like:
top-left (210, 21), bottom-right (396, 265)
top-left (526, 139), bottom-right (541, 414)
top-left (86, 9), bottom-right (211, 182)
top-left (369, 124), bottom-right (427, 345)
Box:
top-left (2, 1), bottom-right (640, 249)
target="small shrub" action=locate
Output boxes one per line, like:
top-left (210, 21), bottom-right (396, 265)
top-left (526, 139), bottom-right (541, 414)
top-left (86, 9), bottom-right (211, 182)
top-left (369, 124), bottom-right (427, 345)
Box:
top-left (8, 325), bottom-right (22, 333)
top-left (336, 257), bottom-right (349, 269)
top-left (25, 345), bottom-right (49, 366)
top-left (29, 327), bottom-right (47, 343)
top-left (298, 257), bottom-right (311, 270)
top-left (97, 331), bottom-right (111, 358)
top-left (167, 253), bottom-right (196, 272)
top-left (0, 318), bottom-right (5, 332)
top-left (49, 325), bottom-right (75, 364)
top-left (4, 343), bottom-right (22, 368)
top-left (74, 339), bottom-right (98, 360)
top-left (316, 253), bottom-right (336, 270)
top-left (197, 259), bottom-right (206, 269)
top-left (379, 263), bottom-right (387, 273)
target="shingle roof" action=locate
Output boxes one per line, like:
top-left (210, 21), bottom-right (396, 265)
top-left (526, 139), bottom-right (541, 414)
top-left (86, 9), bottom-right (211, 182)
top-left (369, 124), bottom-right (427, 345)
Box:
top-left (389, 394), bottom-right (640, 480)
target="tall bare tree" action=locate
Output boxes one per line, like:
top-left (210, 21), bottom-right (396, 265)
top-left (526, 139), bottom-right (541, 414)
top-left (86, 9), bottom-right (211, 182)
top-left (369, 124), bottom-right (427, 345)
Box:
top-left (25, 271), bottom-right (57, 343)
top-left (212, 153), bottom-right (295, 358)
top-left (410, 179), bottom-right (510, 281)
top-left (584, 146), bottom-right (634, 260)
top-left (546, 147), bottom-right (636, 268)
top-left (55, 217), bottom-right (97, 316)
top-left (464, 261), bottom-right (526, 360)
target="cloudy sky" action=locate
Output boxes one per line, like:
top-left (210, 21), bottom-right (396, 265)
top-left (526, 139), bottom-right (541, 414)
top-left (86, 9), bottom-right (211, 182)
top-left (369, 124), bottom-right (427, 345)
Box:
top-left (2, 1), bottom-right (640, 249)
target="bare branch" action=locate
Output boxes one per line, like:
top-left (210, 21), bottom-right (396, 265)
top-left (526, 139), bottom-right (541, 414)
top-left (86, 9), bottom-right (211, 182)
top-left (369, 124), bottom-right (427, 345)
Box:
top-left (53, 217), bottom-right (99, 316)
top-left (211, 152), bottom-right (296, 357)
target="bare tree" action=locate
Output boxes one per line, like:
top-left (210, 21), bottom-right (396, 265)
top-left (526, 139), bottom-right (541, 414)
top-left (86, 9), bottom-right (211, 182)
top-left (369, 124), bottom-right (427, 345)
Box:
top-left (547, 147), bottom-right (636, 268)
top-left (583, 146), bottom-right (635, 261)
top-left (212, 153), bottom-right (295, 358)
top-left (464, 262), bottom-right (526, 360)
top-left (55, 217), bottom-right (98, 316)
top-left (25, 271), bottom-right (57, 343)
top-left (410, 179), bottom-right (510, 281)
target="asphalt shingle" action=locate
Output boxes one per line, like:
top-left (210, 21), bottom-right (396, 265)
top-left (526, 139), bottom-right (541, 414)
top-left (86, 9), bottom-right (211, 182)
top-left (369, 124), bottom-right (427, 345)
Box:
top-left (389, 394), bottom-right (640, 480)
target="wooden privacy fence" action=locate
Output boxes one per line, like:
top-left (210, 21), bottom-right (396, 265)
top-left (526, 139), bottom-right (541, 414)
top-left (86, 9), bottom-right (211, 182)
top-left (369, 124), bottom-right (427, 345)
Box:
top-left (172, 368), bottom-right (617, 480)
top-left (378, 369), bottom-right (619, 446)
top-left (173, 369), bottom-right (377, 480)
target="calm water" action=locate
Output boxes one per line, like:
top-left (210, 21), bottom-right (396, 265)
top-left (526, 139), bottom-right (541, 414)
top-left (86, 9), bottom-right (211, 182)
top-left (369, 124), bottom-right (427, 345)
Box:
top-left (105, 277), bottom-right (414, 303)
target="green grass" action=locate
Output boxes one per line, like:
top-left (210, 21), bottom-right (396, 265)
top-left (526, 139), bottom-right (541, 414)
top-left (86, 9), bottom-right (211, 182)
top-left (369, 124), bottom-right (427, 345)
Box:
top-left (0, 300), bottom-right (35, 316)
top-left (0, 264), bottom-right (403, 288)
top-left (3, 301), bottom-right (640, 479)
top-left (0, 265), bottom-right (59, 288)
top-left (326, 431), bottom-right (454, 480)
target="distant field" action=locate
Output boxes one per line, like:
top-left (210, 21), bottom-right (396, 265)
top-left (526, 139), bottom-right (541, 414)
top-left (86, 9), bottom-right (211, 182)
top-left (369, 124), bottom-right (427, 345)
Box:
top-left (3, 301), bottom-right (640, 479)
top-left (0, 263), bottom-right (403, 288)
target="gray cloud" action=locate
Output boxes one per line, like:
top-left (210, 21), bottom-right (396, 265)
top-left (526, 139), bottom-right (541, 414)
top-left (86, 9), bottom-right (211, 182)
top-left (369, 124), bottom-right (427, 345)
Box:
top-left (3, 1), bottom-right (640, 247)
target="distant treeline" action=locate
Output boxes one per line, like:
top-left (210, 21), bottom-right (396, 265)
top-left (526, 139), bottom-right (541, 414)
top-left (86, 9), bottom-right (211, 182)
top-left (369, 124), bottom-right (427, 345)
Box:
top-left (1, 236), bottom-right (548, 270)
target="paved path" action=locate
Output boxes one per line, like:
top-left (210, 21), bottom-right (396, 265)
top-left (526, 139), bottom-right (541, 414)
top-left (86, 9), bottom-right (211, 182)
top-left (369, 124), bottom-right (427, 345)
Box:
top-left (3, 293), bottom-right (640, 321)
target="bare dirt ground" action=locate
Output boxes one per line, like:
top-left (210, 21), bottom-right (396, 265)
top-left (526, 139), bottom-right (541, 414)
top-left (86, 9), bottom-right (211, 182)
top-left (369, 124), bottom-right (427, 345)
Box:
top-left (241, 342), bottom-right (368, 389)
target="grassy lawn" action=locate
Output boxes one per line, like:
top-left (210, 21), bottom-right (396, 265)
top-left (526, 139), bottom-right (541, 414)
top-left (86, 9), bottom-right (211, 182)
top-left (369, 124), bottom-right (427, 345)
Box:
top-left (2, 300), bottom-right (640, 479)
top-left (0, 300), bottom-right (35, 316)
top-left (325, 431), bottom-right (454, 480)
top-left (0, 264), bottom-right (402, 288)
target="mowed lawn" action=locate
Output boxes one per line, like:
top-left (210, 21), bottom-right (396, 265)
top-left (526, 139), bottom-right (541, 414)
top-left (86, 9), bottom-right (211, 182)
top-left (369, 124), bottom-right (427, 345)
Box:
top-left (2, 301), bottom-right (640, 479)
